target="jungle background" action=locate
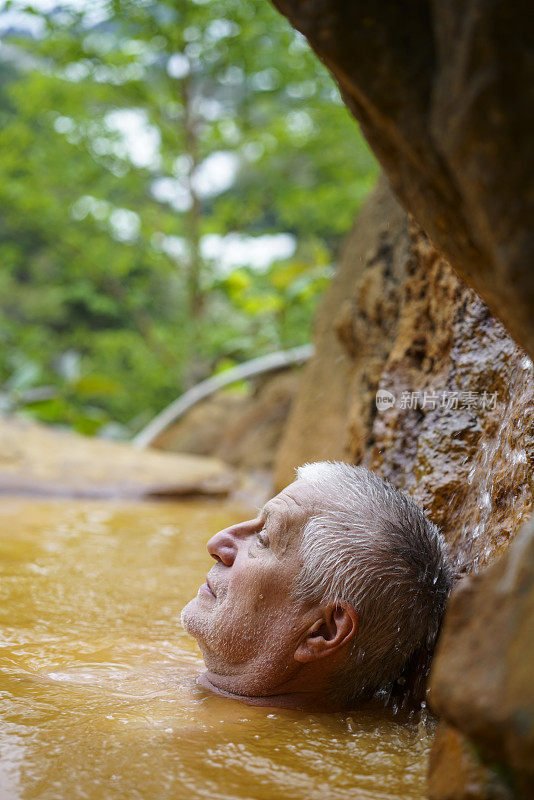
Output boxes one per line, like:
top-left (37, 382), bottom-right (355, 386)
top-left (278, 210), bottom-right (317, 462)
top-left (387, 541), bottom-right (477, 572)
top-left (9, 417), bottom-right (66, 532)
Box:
top-left (0, 0), bottom-right (378, 438)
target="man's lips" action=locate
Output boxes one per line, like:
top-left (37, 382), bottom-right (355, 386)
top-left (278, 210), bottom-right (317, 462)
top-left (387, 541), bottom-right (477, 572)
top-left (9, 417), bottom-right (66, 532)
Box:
top-left (199, 577), bottom-right (216, 597)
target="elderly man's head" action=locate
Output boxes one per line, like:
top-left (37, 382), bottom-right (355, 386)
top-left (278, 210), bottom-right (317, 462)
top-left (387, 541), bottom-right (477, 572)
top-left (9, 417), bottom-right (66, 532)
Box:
top-left (181, 462), bottom-right (453, 710)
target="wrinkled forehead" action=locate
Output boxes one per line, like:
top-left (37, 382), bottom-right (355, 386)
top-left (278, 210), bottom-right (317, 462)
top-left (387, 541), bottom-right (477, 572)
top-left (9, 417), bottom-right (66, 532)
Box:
top-left (261, 479), bottom-right (320, 555)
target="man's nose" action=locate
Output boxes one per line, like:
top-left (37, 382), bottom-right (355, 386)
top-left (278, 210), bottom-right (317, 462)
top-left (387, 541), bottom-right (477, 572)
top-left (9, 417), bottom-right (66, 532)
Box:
top-left (206, 519), bottom-right (260, 566)
top-left (207, 528), bottom-right (238, 566)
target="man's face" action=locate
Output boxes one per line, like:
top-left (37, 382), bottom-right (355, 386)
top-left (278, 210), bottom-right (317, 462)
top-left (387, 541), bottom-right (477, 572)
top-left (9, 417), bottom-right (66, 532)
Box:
top-left (181, 479), bottom-right (317, 693)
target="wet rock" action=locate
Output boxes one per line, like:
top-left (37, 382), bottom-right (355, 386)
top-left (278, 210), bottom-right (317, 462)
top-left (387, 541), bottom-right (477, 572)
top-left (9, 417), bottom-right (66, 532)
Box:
top-left (428, 723), bottom-right (513, 800)
top-left (276, 178), bottom-right (533, 573)
top-left (366, 230), bottom-right (534, 573)
top-left (430, 515), bottom-right (534, 799)
top-left (271, 0), bottom-right (534, 359)
top-left (153, 370), bottom-right (299, 473)
top-left (152, 392), bottom-right (249, 458)
top-left (0, 415), bottom-right (233, 498)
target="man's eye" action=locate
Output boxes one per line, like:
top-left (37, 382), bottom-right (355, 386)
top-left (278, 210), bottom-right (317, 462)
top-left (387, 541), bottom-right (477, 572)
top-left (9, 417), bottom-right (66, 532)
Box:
top-left (256, 531), bottom-right (269, 548)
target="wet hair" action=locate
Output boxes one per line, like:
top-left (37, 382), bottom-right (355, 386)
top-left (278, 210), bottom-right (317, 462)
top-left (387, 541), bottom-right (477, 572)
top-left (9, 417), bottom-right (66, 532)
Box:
top-left (295, 462), bottom-right (454, 705)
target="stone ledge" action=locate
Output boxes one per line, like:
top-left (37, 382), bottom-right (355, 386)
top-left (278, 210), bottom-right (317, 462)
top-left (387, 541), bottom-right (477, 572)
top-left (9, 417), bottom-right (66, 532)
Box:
top-left (0, 415), bottom-right (234, 499)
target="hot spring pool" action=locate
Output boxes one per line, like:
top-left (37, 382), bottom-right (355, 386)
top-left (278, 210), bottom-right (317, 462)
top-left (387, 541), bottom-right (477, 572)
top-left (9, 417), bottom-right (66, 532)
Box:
top-left (0, 497), bottom-right (433, 799)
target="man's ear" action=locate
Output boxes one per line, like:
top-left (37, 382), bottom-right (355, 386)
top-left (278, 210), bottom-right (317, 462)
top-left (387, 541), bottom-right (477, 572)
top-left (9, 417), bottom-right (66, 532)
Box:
top-left (294, 602), bottom-right (359, 663)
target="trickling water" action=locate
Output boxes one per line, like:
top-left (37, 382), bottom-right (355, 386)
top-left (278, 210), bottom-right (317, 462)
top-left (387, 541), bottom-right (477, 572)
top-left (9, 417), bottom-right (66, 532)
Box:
top-left (456, 356), bottom-right (534, 573)
top-left (0, 497), bottom-right (432, 800)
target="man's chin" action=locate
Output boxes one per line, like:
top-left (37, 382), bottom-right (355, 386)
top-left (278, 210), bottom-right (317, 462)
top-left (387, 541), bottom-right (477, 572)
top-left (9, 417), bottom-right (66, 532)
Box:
top-left (180, 597), bottom-right (201, 635)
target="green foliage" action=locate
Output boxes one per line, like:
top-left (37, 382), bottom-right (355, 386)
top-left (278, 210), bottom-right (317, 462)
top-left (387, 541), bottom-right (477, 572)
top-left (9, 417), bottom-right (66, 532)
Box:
top-left (0, 0), bottom-right (378, 434)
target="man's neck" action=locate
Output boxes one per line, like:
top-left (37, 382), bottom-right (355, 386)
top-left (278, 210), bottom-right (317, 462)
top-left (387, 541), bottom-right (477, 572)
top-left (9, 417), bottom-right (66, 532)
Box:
top-left (198, 670), bottom-right (346, 712)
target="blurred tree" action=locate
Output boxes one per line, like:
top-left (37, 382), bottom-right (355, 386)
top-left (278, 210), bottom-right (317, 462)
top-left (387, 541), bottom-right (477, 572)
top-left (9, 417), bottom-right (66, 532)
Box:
top-left (0, 0), bottom-right (378, 434)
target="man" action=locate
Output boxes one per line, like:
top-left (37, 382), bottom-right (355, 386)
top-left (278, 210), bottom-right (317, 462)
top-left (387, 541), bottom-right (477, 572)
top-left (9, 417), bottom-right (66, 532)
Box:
top-left (181, 461), bottom-right (453, 711)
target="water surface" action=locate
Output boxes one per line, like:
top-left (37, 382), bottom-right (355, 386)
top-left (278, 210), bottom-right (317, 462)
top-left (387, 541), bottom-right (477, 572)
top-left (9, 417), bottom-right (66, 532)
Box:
top-left (0, 497), bottom-right (432, 799)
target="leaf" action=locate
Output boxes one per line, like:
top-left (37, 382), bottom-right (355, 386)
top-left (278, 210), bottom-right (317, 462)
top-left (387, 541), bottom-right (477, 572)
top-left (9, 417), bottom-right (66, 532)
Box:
top-left (74, 374), bottom-right (122, 398)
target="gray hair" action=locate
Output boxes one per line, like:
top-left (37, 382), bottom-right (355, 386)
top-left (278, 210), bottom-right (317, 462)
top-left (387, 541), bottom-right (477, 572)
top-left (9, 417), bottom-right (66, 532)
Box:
top-left (295, 462), bottom-right (453, 704)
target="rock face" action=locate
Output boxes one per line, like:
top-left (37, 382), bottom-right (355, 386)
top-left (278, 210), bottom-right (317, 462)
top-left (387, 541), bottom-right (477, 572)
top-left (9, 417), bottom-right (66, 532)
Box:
top-left (271, 0), bottom-right (534, 359)
top-left (0, 415), bottom-right (233, 498)
top-left (153, 370), bottom-right (300, 473)
top-left (276, 177), bottom-right (533, 572)
top-left (428, 723), bottom-right (514, 800)
top-left (429, 515), bottom-right (534, 799)
top-left (275, 177), bottom-right (533, 798)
